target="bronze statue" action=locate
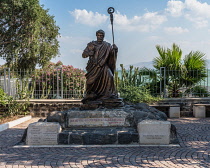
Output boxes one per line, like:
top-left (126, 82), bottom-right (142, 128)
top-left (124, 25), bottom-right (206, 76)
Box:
top-left (82, 29), bottom-right (118, 104)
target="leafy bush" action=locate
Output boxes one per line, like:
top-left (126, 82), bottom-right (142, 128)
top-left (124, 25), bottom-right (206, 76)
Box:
top-left (119, 86), bottom-right (161, 103)
top-left (185, 86), bottom-right (209, 97)
top-left (115, 64), bottom-right (161, 103)
top-left (0, 88), bottom-right (9, 106)
top-left (7, 99), bottom-right (29, 116)
top-left (0, 88), bottom-right (29, 117)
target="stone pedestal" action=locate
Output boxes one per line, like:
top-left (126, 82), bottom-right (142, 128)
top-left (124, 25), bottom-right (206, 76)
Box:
top-left (169, 106), bottom-right (180, 118)
top-left (38, 103), bottom-right (178, 145)
top-left (138, 120), bottom-right (171, 145)
top-left (26, 122), bottom-right (61, 145)
top-left (193, 105), bottom-right (206, 118)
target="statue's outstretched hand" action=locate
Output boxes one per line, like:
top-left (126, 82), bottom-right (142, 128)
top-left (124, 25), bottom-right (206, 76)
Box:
top-left (87, 42), bottom-right (95, 51)
top-left (86, 42), bottom-right (95, 56)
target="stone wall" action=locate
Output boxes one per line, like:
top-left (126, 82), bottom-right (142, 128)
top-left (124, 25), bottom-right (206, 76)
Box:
top-left (0, 100), bottom-right (81, 117)
top-left (1, 98), bottom-right (210, 117)
top-left (29, 103), bottom-right (81, 117)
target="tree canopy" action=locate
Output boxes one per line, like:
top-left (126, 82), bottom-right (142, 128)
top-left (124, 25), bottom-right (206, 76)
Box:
top-left (0, 0), bottom-right (60, 70)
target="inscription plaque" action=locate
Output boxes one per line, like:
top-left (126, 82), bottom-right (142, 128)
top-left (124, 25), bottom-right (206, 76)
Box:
top-left (68, 118), bottom-right (126, 127)
top-left (26, 122), bottom-right (61, 145)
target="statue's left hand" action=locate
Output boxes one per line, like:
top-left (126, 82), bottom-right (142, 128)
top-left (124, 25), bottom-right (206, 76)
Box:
top-left (112, 44), bottom-right (118, 51)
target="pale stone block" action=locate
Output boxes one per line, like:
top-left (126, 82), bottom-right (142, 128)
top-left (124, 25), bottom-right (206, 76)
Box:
top-left (194, 106), bottom-right (206, 118)
top-left (169, 107), bottom-right (180, 118)
top-left (26, 122), bottom-right (61, 145)
top-left (193, 105), bottom-right (195, 117)
top-left (138, 120), bottom-right (171, 145)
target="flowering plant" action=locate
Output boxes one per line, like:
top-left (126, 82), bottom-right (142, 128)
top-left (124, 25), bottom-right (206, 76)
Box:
top-left (31, 61), bottom-right (86, 99)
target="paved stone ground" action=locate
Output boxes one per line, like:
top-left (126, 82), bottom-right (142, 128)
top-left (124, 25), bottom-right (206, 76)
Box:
top-left (0, 118), bottom-right (210, 168)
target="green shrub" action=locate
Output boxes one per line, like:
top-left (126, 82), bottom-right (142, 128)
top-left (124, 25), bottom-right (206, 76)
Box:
top-left (0, 88), bottom-right (29, 117)
top-left (119, 85), bottom-right (161, 103)
top-left (0, 88), bottom-right (9, 105)
top-left (9, 101), bottom-right (29, 116)
top-left (115, 64), bottom-right (161, 104)
top-left (185, 86), bottom-right (209, 97)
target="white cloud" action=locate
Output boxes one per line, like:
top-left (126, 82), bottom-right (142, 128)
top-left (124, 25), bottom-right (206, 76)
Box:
top-left (114, 12), bottom-right (132, 26)
top-left (166, 0), bottom-right (210, 28)
top-left (185, 0), bottom-right (210, 18)
top-left (166, 0), bottom-right (210, 18)
top-left (185, 14), bottom-right (208, 28)
top-left (166, 0), bottom-right (185, 17)
top-left (164, 27), bottom-right (189, 34)
top-left (184, 0), bottom-right (210, 28)
top-left (70, 9), bottom-right (167, 32)
top-left (142, 12), bottom-right (167, 25)
top-left (70, 9), bottom-right (108, 26)
top-left (114, 11), bottom-right (167, 32)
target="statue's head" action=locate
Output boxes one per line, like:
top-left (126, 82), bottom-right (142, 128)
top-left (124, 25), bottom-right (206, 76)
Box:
top-left (96, 29), bottom-right (105, 36)
top-left (96, 29), bottom-right (105, 43)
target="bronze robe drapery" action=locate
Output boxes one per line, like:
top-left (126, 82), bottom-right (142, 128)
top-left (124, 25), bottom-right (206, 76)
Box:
top-left (82, 41), bottom-right (117, 103)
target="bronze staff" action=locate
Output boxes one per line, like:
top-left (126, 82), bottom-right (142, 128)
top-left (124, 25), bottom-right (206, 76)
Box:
top-left (107, 7), bottom-right (115, 44)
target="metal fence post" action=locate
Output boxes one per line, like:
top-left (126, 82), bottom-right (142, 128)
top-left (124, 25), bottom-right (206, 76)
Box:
top-left (3, 68), bottom-right (11, 96)
top-left (56, 68), bottom-right (59, 98)
top-left (207, 69), bottom-right (209, 93)
top-left (61, 67), bottom-right (63, 99)
top-left (56, 67), bottom-right (63, 99)
top-left (160, 67), bottom-right (166, 98)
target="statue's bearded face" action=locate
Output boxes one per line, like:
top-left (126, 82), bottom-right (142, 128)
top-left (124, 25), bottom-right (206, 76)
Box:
top-left (96, 33), bottom-right (104, 43)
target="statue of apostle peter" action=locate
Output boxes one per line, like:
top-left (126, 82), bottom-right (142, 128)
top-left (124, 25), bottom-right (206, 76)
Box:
top-left (82, 29), bottom-right (118, 104)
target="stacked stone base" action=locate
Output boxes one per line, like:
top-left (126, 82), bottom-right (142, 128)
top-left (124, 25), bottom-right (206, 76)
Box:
top-left (58, 127), bottom-right (138, 145)
top-left (25, 103), bottom-right (179, 146)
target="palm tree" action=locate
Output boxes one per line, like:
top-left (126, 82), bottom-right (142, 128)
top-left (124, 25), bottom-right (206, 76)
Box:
top-left (182, 51), bottom-right (206, 86)
top-left (152, 43), bottom-right (207, 97)
top-left (154, 43), bottom-right (182, 70)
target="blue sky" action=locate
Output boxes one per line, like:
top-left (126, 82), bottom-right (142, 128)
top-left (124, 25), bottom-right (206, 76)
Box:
top-left (35, 0), bottom-right (210, 68)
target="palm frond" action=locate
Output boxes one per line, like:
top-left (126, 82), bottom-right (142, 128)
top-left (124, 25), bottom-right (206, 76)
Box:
top-left (184, 51), bottom-right (206, 70)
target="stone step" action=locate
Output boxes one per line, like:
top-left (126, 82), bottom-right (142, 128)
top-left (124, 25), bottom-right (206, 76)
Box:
top-left (58, 127), bottom-right (139, 145)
